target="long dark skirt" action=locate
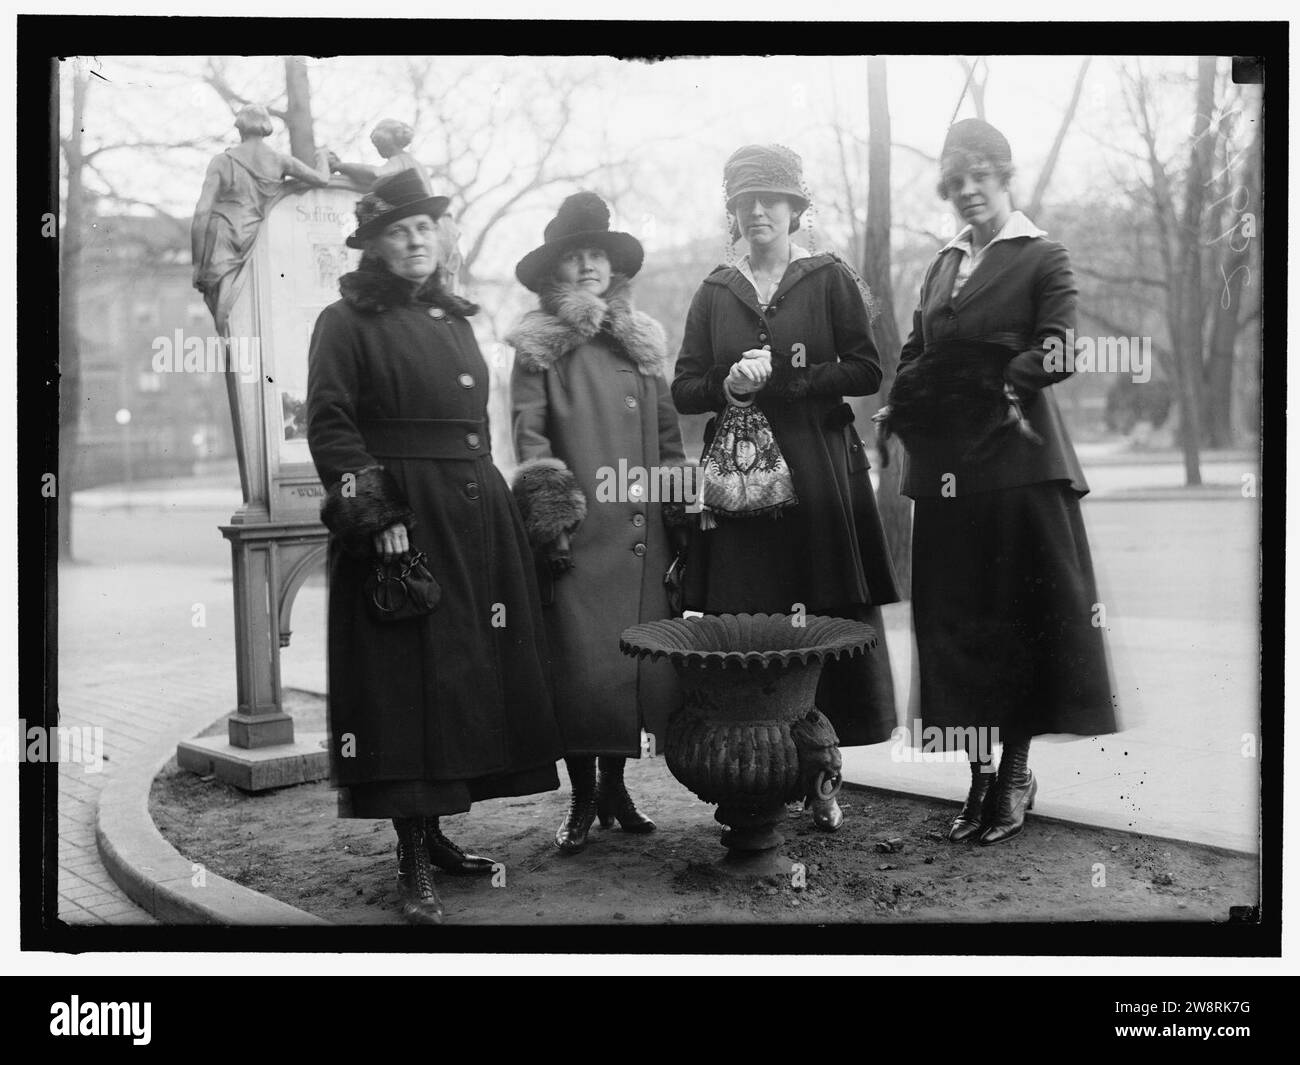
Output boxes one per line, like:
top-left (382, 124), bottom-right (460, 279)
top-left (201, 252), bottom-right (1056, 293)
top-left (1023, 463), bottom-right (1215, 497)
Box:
top-left (815, 603), bottom-right (898, 747)
top-left (910, 480), bottom-right (1118, 744)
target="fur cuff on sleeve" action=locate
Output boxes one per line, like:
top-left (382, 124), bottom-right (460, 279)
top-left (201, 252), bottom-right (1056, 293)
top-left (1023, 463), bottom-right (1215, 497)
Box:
top-left (320, 465), bottom-right (416, 558)
top-left (511, 458), bottom-right (588, 548)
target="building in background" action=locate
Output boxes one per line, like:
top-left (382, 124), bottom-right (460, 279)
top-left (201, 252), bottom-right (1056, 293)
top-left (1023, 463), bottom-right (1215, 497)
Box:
top-left (75, 211), bottom-right (237, 488)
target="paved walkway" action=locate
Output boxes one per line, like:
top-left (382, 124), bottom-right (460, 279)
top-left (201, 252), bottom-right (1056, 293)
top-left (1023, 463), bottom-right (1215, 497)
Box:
top-left (57, 456), bottom-right (1261, 922)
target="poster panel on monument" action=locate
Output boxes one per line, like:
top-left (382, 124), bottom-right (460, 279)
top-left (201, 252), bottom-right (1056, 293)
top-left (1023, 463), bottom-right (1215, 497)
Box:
top-left (249, 180), bottom-right (363, 522)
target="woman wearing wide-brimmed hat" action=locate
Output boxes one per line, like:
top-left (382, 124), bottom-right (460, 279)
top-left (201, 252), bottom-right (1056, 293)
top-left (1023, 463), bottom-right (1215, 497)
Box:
top-left (672, 144), bottom-right (900, 832)
top-left (881, 118), bottom-right (1118, 846)
top-left (306, 169), bottom-right (564, 923)
top-left (508, 192), bottom-right (688, 853)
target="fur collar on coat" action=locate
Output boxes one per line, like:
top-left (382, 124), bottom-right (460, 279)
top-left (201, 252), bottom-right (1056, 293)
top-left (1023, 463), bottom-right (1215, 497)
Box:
top-left (339, 256), bottom-right (479, 317)
top-left (506, 275), bottom-right (668, 377)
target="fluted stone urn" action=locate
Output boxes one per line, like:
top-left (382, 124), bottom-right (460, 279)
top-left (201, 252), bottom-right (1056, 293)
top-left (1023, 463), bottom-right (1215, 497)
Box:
top-left (620, 614), bottom-right (877, 875)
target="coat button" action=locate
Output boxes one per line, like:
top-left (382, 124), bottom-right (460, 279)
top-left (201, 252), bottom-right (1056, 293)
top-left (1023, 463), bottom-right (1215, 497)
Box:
top-left (466, 432), bottom-right (481, 449)
top-left (624, 396), bottom-right (638, 409)
top-left (465, 482), bottom-right (480, 500)
top-left (457, 373), bottom-right (474, 388)
top-left (632, 513), bottom-right (645, 527)
top-left (628, 483), bottom-right (644, 500)
top-left (633, 543), bottom-right (646, 556)
top-left (428, 307), bottom-right (446, 319)
top-left (758, 332), bottom-right (768, 342)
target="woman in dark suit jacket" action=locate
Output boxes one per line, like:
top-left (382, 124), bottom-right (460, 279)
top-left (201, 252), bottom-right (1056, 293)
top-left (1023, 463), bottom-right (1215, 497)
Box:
top-left (885, 119), bottom-right (1117, 846)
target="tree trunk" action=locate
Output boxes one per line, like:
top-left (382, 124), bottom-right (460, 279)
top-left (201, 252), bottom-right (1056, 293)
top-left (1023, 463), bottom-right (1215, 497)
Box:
top-left (283, 56), bottom-right (317, 165)
top-left (1026, 57), bottom-right (1092, 221)
top-left (862, 56), bottom-right (911, 598)
top-left (58, 69), bottom-right (88, 561)
top-left (1171, 56), bottom-right (1217, 485)
top-left (1201, 128), bottom-right (1259, 448)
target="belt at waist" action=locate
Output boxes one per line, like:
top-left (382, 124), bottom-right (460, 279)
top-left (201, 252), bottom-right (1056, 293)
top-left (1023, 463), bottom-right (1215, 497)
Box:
top-left (361, 418), bottom-right (489, 460)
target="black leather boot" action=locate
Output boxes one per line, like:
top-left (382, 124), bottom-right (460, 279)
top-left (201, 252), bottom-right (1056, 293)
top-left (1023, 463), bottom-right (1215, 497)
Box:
top-left (948, 757), bottom-right (997, 842)
top-left (555, 757), bottom-right (598, 853)
top-left (596, 756), bottom-right (656, 833)
top-left (978, 739), bottom-right (1037, 846)
top-left (424, 817), bottom-right (496, 876)
top-left (393, 818), bottom-right (444, 925)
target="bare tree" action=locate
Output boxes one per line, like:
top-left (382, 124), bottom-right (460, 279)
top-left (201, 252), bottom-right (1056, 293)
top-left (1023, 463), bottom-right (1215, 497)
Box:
top-left (1026, 57), bottom-right (1093, 221)
top-left (282, 56), bottom-right (318, 164)
top-left (861, 57), bottom-right (912, 596)
top-left (57, 66), bottom-right (89, 560)
top-left (395, 58), bottom-right (635, 284)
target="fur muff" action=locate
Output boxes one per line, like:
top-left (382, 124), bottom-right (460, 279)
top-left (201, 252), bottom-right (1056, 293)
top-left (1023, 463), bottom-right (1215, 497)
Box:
top-left (881, 340), bottom-right (1020, 456)
top-left (506, 275), bottom-right (668, 378)
top-left (511, 458), bottom-right (588, 548)
top-left (339, 256), bottom-right (479, 317)
top-left (320, 464), bottom-right (417, 558)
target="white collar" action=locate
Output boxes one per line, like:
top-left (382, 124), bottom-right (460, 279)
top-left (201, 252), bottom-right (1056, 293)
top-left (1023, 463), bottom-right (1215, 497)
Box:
top-left (739, 242), bottom-right (811, 274)
top-left (941, 210), bottom-right (1047, 255)
top-left (738, 243), bottom-right (811, 299)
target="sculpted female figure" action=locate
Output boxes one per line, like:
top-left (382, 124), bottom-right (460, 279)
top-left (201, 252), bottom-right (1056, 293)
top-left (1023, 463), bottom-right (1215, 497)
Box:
top-left (191, 104), bottom-right (333, 331)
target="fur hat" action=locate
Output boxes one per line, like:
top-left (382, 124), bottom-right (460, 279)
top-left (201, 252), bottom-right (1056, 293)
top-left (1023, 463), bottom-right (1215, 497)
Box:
top-left (723, 144), bottom-right (809, 212)
top-left (515, 192), bottom-right (644, 293)
top-left (346, 169), bottom-right (450, 249)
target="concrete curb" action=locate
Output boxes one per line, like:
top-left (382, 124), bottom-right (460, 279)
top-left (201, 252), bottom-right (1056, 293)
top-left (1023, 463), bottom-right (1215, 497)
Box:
top-left (96, 733), bottom-right (329, 926)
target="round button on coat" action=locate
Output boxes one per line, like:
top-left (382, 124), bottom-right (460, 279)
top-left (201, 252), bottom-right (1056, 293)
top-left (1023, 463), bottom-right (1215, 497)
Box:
top-left (633, 543), bottom-right (646, 556)
top-left (464, 482), bottom-right (480, 500)
top-left (428, 307), bottom-right (446, 319)
top-left (632, 513), bottom-right (645, 527)
top-left (466, 432), bottom-right (481, 449)
top-left (624, 396), bottom-right (638, 409)
top-left (457, 373), bottom-right (475, 389)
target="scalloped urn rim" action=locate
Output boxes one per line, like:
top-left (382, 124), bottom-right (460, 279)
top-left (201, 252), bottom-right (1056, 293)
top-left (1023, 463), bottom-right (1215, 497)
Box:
top-left (619, 613), bottom-right (877, 671)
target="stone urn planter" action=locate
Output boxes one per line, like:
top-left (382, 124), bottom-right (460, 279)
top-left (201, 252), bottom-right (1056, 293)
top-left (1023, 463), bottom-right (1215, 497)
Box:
top-left (620, 613), bottom-right (877, 875)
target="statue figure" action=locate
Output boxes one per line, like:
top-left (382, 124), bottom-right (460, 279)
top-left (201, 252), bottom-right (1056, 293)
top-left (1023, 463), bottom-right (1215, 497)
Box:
top-left (192, 104), bottom-right (333, 332)
top-left (329, 118), bottom-right (464, 291)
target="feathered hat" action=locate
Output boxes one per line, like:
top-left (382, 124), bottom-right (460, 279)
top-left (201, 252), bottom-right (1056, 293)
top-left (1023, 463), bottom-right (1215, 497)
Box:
top-left (346, 169), bottom-right (450, 250)
top-left (514, 191), bottom-right (644, 293)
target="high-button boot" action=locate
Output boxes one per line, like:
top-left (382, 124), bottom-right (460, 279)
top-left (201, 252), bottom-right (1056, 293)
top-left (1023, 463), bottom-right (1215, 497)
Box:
top-left (424, 817), bottom-right (496, 876)
top-left (393, 818), bottom-right (444, 925)
top-left (596, 756), bottom-right (656, 833)
top-left (948, 756), bottom-right (997, 842)
top-left (978, 739), bottom-right (1037, 846)
top-left (555, 757), bottom-right (599, 853)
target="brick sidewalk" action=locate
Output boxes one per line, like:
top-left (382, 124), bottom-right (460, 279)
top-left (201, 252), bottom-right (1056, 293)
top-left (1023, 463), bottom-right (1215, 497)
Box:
top-left (57, 561), bottom-right (246, 924)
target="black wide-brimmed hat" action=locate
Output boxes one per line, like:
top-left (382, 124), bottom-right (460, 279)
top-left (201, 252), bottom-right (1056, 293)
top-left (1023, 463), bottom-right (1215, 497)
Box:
top-left (515, 192), bottom-right (644, 293)
top-left (723, 144), bottom-right (809, 212)
top-left (346, 169), bottom-right (450, 249)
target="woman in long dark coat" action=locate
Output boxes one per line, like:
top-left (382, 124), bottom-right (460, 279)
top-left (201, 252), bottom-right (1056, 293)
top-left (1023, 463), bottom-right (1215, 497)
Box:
top-left (672, 144), bottom-right (900, 832)
top-left (508, 192), bottom-right (687, 853)
top-left (885, 118), bottom-right (1118, 846)
top-left (307, 170), bottom-right (563, 923)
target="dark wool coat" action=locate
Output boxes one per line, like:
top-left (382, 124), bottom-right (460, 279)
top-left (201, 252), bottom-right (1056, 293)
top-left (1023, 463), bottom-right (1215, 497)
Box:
top-left (306, 259), bottom-right (563, 806)
top-left (508, 277), bottom-right (687, 757)
top-left (672, 252), bottom-right (900, 746)
top-left (672, 253), bottom-right (901, 614)
top-left (895, 237), bottom-right (1090, 498)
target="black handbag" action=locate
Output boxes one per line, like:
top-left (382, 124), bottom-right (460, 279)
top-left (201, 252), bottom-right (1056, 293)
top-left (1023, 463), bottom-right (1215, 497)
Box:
top-left (364, 550), bottom-right (441, 623)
